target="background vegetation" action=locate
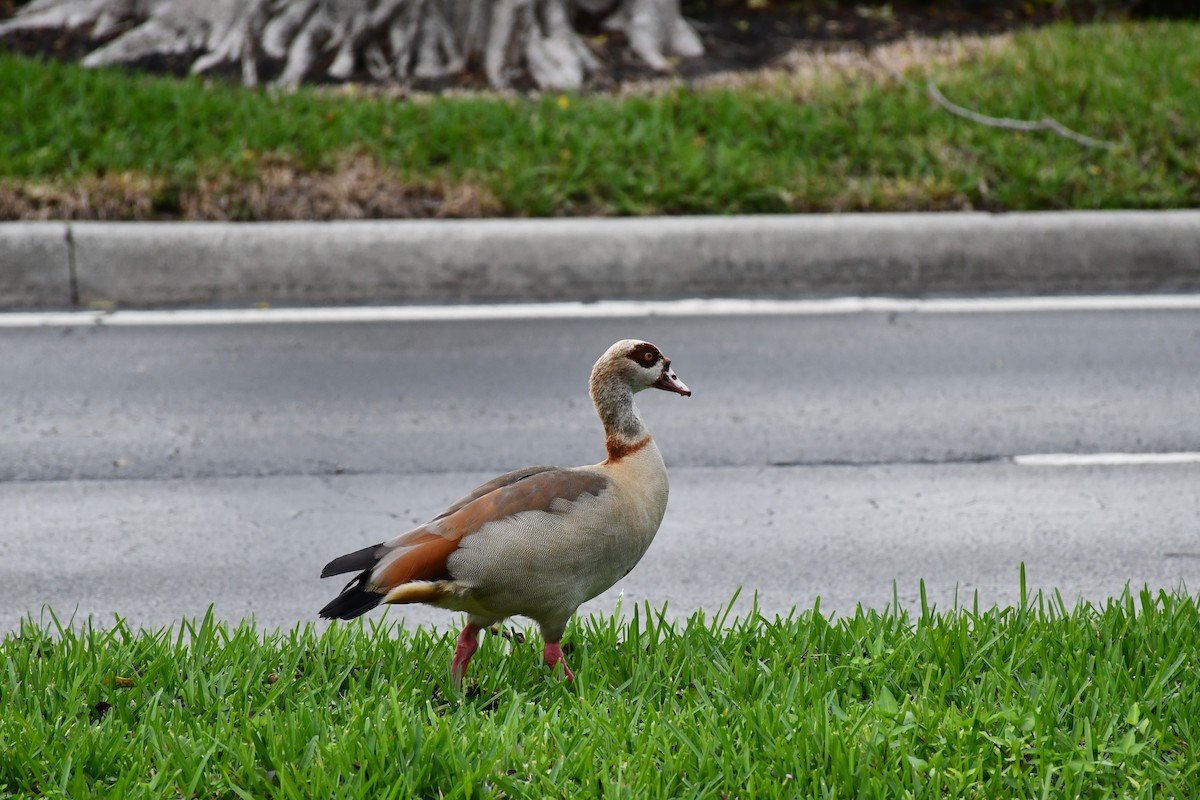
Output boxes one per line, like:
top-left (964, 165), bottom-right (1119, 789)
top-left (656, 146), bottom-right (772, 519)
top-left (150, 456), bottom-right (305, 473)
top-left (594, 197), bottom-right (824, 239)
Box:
top-left (2, 19), bottom-right (1197, 219)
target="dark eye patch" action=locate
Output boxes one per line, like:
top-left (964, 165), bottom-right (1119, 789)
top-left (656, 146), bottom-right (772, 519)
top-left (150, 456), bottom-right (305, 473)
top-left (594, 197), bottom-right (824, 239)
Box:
top-left (626, 343), bottom-right (661, 366)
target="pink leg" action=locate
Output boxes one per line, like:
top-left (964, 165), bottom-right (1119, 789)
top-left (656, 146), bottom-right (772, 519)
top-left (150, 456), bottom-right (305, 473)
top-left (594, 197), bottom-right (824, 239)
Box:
top-left (451, 623), bottom-right (482, 685)
top-left (543, 641), bottom-right (575, 682)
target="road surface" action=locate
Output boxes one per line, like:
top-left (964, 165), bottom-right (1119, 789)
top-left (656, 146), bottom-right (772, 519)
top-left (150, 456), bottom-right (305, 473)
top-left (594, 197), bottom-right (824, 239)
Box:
top-left (3, 301), bottom-right (1199, 633)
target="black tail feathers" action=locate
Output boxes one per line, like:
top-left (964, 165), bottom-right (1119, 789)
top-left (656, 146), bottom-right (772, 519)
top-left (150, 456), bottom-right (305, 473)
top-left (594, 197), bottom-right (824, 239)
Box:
top-left (320, 541), bottom-right (384, 578)
top-left (319, 571), bottom-right (385, 620)
top-left (319, 541), bottom-right (387, 620)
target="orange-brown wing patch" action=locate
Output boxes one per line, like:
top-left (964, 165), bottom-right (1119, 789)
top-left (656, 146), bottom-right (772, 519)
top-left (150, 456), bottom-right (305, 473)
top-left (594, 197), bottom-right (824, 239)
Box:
top-left (431, 465), bottom-right (558, 522)
top-left (371, 530), bottom-right (459, 591)
top-left (428, 469), bottom-right (609, 542)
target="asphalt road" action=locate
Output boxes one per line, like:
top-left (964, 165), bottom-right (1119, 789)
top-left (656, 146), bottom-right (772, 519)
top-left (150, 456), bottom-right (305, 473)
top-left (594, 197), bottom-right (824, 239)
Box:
top-left (3, 306), bottom-right (1199, 633)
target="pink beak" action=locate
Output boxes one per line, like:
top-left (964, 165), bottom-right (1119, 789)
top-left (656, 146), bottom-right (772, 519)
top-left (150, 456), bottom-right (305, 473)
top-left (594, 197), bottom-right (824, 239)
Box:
top-left (654, 362), bottom-right (691, 396)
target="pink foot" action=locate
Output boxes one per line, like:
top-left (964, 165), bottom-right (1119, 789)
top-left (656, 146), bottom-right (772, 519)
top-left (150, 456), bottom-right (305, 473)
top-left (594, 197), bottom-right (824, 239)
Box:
top-left (543, 642), bottom-right (575, 682)
top-left (451, 623), bottom-right (482, 685)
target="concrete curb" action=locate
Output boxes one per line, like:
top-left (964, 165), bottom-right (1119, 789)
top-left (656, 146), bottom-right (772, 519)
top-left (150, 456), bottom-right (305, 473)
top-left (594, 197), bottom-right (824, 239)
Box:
top-left (2, 211), bottom-right (1199, 309)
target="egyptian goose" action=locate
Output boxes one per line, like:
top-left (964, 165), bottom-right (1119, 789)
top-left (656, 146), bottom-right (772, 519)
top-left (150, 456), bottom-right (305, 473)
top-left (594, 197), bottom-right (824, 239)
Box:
top-left (319, 339), bottom-right (690, 683)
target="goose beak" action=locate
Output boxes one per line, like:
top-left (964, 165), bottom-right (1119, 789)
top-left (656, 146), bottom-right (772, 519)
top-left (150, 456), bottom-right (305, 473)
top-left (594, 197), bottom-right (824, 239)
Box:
top-left (654, 363), bottom-right (691, 396)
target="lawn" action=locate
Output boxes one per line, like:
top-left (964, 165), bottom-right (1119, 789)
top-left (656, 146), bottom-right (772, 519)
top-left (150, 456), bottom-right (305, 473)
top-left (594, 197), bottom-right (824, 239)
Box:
top-left (2, 583), bottom-right (1196, 798)
top-left (1, 21), bottom-right (1198, 219)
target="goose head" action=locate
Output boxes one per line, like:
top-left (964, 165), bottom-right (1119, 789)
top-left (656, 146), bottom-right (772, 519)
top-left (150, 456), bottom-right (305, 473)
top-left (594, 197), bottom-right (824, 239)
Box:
top-left (590, 339), bottom-right (691, 400)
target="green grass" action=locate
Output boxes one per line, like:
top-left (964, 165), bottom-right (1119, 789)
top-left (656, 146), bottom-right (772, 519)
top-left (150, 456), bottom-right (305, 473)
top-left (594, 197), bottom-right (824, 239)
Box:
top-left (1, 21), bottom-right (1199, 217)
top-left (2, 584), bottom-right (1198, 798)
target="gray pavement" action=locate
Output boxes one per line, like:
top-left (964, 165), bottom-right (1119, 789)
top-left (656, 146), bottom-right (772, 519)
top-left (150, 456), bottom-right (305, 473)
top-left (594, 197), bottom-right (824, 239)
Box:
top-left (4, 211), bottom-right (1200, 309)
top-left (4, 310), bottom-right (1200, 481)
top-left (4, 463), bottom-right (1198, 634)
top-left (3, 310), bottom-right (1199, 633)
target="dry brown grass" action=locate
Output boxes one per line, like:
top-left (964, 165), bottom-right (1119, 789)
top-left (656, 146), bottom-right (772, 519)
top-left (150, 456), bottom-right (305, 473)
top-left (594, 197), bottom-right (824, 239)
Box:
top-left (0, 156), bottom-right (502, 221)
top-left (828, 173), bottom-right (975, 212)
top-left (0, 172), bottom-right (160, 221)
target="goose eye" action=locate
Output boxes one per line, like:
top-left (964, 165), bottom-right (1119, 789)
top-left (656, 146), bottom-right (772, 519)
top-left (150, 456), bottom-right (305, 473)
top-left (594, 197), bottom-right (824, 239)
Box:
top-left (625, 343), bottom-right (661, 367)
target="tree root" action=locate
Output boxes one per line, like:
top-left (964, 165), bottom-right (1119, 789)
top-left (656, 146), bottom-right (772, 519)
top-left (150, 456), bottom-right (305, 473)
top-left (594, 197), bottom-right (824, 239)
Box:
top-left (0, 0), bottom-right (704, 91)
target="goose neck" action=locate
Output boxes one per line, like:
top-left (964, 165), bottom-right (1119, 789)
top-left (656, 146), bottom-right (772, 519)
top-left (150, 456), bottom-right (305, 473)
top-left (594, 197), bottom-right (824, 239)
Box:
top-left (591, 380), bottom-right (646, 444)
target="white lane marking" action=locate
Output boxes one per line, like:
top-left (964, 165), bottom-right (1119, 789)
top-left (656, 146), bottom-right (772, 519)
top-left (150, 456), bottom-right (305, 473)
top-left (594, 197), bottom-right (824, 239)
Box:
top-left (1014, 452), bottom-right (1200, 467)
top-left (2, 295), bottom-right (1200, 328)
